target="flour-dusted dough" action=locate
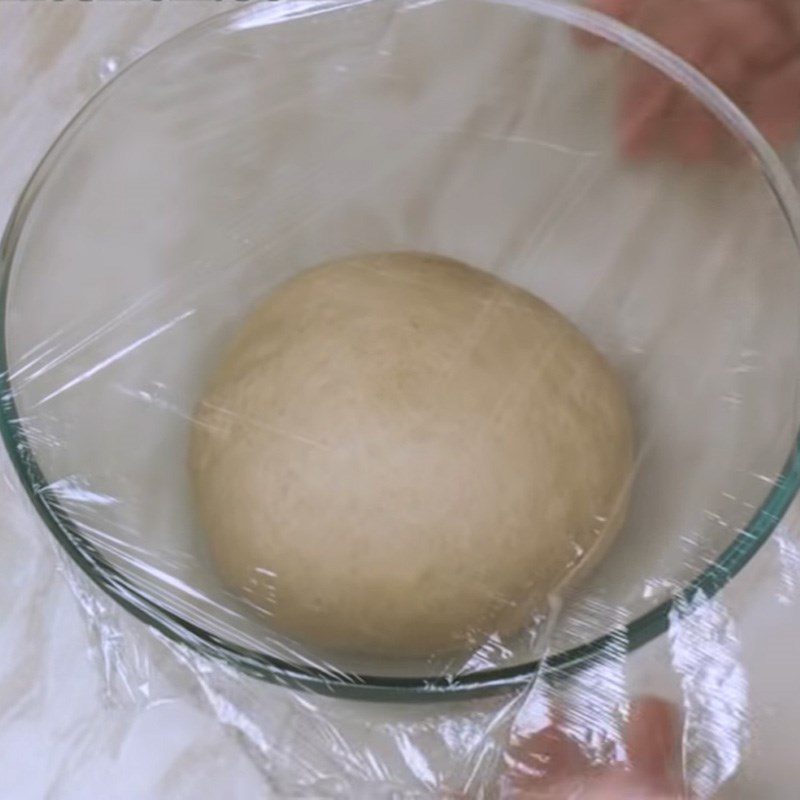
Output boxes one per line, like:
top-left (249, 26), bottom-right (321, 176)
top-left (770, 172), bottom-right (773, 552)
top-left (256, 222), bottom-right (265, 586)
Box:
top-left (189, 253), bottom-right (633, 658)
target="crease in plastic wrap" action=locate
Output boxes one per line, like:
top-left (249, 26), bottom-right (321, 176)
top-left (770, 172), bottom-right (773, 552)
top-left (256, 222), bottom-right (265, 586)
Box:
top-left (3, 0), bottom-right (800, 797)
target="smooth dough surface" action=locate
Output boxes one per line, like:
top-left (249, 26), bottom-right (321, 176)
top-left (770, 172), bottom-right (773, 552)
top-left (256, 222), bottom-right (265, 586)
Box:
top-left (189, 253), bottom-right (633, 658)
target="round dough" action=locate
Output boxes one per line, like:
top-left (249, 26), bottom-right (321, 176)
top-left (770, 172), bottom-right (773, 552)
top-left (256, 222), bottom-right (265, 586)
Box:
top-left (190, 253), bottom-right (633, 658)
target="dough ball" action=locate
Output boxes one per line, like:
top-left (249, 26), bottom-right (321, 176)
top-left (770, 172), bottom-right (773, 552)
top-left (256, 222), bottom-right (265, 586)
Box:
top-left (189, 253), bottom-right (633, 658)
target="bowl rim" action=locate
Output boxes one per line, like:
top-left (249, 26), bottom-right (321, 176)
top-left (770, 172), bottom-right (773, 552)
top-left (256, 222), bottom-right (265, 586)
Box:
top-left (2, 0), bottom-right (800, 701)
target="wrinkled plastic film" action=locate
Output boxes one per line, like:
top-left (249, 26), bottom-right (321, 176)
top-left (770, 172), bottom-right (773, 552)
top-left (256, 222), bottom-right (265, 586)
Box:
top-left (3, 0), bottom-right (800, 798)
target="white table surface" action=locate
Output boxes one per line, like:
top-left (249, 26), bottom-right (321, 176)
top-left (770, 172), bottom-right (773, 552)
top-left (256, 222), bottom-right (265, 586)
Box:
top-left (3, 3), bottom-right (800, 798)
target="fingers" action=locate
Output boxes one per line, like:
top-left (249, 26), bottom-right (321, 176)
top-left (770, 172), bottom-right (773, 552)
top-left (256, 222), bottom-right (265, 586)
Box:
top-left (568, 773), bottom-right (684, 800)
top-left (705, 0), bottom-right (798, 68)
top-left (619, 65), bottom-right (677, 158)
top-left (591, 0), bottom-right (647, 20)
top-left (669, 97), bottom-right (719, 163)
top-left (616, 3), bottom-right (715, 159)
top-left (748, 56), bottom-right (800, 148)
top-left (501, 698), bottom-right (684, 799)
top-left (632, 0), bottom-right (712, 61)
top-left (668, 46), bottom-right (743, 162)
top-left (625, 696), bottom-right (684, 794)
top-left (503, 724), bottom-right (587, 791)
top-left (574, 0), bottom-right (647, 49)
top-left (578, 0), bottom-right (800, 161)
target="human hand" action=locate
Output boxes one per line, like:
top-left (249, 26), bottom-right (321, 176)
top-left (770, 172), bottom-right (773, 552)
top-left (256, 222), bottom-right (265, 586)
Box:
top-left (500, 696), bottom-right (686, 799)
top-left (580, 0), bottom-right (800, 161)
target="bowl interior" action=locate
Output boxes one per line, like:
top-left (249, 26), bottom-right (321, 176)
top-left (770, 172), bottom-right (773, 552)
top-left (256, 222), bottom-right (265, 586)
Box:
top-left (3, 0), bottom-right (800, 686)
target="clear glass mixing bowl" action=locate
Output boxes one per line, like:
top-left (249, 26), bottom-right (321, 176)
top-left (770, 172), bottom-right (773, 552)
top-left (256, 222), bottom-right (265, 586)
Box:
top-left (2, 0), bottom-right (800, 699)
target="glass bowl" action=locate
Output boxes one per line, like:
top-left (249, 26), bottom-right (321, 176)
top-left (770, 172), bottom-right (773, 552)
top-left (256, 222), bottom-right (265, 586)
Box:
top-left (2, 0), bottom-right (800, 700)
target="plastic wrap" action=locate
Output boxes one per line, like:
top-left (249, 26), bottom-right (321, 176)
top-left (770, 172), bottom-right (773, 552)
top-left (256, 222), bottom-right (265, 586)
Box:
top-left (3, 0), bottom-right (800, 797)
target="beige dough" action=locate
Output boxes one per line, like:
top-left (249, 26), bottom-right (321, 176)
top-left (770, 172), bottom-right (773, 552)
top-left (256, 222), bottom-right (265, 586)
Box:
top-left (189, 253), bottom-right (633, 658)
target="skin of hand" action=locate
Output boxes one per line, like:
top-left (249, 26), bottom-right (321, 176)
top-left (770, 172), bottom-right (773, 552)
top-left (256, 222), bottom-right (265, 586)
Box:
top-left (498, 696), bottom-right (686, 799)
top-left (580, 0), bottom-right (800, 161)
